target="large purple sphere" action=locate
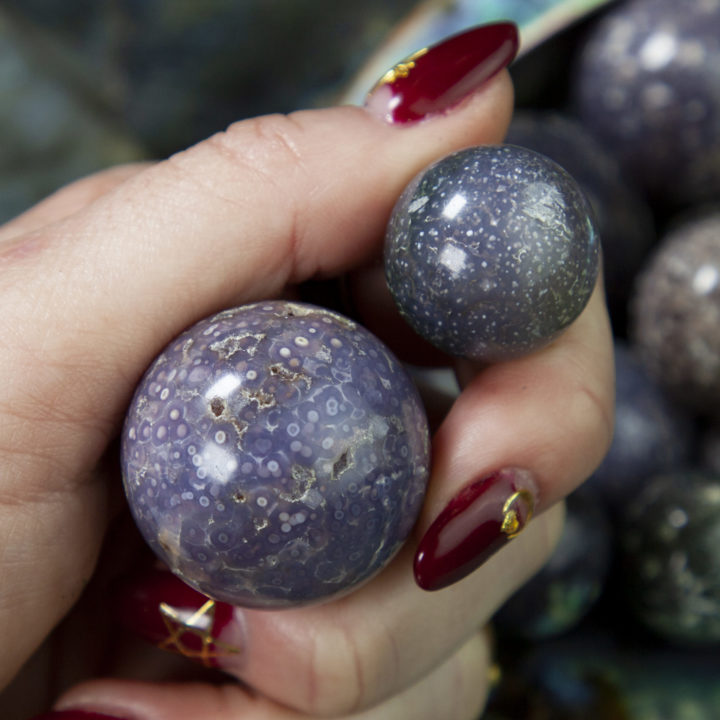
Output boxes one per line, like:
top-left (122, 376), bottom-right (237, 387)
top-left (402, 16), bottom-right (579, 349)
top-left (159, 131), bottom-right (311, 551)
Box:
top-left (122, 301), bottom-right (430, 609)
top-left (384, 145), bottom-right (600, 362)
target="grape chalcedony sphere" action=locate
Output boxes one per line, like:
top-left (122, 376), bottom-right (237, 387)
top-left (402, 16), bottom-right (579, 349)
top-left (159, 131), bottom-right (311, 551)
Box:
top-left (122, 301), bottom-right (430, 609)
top-left (385, 145), bottom-right (600, 362)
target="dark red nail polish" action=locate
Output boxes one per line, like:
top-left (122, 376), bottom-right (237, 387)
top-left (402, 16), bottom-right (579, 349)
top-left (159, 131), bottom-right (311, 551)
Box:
top-left (29, 712), bottom-right (128, 720)
top-left (115, 565), bottom-right (244, 670)
top-left (414, 468), bottom-right (538, 591)
top-left (366, 21), bottom-right (519, 124)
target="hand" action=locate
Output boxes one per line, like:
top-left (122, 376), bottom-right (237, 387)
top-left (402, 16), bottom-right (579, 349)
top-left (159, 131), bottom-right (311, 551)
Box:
top-left (0, 23), bottom-right (613, 720)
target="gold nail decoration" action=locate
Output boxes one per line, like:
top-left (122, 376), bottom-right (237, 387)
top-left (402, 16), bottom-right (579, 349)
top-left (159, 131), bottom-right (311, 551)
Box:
top-left (375, 47), bottom-right (428, 88)
top-left (501, 488), bottom-right (535, 539)
top-left (158, 599), bottom-right (240, 667)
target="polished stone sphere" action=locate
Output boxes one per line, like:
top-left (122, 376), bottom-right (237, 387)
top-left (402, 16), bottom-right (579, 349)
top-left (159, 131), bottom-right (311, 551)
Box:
top-left (122, 301), bottom-right (430, 609)
top-left (571, 0), bottom-right (720, 206)
top-left (631, 212), bottom-right (720, 415)
top-left (621, 471), bottom-right (720, 645)
top-left (384, 145), bottom-right (599, 362)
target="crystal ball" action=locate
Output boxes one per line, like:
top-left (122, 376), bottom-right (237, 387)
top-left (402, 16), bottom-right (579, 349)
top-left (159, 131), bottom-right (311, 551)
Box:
top-left (121, 301), bottom-right (430, 609)
top-left (384, 145), bottom-right (600, 362)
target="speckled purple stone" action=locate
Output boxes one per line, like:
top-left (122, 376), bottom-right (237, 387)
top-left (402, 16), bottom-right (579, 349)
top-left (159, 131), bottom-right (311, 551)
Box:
top-left (121, 301), bottom-right (430, 609)
top-left (571, 0), bottom-right (720, 206)
top-left (384, 145), bottom-right (599, 362)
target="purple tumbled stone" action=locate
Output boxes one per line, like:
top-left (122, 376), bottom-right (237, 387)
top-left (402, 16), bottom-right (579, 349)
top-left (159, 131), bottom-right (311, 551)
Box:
top-left (121, 301), bottom-right (430, 609)
top-left (384, 145), bottom-right (600, 362)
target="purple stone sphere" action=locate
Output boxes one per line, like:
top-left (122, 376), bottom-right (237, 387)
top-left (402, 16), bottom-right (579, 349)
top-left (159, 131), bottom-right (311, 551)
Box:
top-left (121, 301), bottom-right (430, 609)
top-left (571, 0), bottom-right (720, 206)
top-left (384, 145), bottom-right (600, 362)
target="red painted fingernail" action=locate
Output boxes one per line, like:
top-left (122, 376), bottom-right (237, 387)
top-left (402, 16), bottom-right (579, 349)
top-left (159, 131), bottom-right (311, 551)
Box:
top-left (365, 21), bottom-right (519, 124)
top-left (414, 468), bottom-right (538, 591)
top-left (115, 565), bottom-right (244, 671)
top-left (29, 712), bottom-right (128, 720)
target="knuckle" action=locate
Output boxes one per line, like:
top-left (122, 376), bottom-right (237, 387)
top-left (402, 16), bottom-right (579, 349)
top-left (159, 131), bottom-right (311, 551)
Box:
top-left (570, 345), bottom-right (615, 471)
top-left (161, 112), bottom-right (312, 278)
top-left (299, 619), bottom-right (401, 717)
top-left (559, 365), bottom-right (615, 481)
top-left (305, 623), bottom-right (364, 716)
top-left (207, 112), bottom-right (310, 192)
top-left (581, 379), bottom-right (615, 460)
top-left (240, 112), bottom-right (307, 169)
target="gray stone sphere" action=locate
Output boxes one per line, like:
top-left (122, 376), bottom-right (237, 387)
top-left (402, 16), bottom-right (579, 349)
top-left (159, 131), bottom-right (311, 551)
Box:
top-left (631, 212), bottom-right (720, 415)
top-left (384, 145), bottom-right (600, 362)
top-left (621, 471), bottom-right (720, 645)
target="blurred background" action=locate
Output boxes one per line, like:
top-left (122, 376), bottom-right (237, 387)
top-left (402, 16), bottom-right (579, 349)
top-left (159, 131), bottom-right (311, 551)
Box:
top-left (0, 0), bottom-right (419, 223)
top-left (3, 1), bottom-right (720, 718)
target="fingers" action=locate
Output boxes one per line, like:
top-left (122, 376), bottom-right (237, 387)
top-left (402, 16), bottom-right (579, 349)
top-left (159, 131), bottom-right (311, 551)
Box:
top-left (230, 276), bottom-right (606, 714)
top-left (348, 271), bottom-right (613, 591)
top-left (56, 624), bottom-right (493, 720)
top-left (238, 504), bottom-right (564, 716)
top-left (447, 278), bottom-right (614, 506)
top-left (0, 74), bottom-right (513, 690)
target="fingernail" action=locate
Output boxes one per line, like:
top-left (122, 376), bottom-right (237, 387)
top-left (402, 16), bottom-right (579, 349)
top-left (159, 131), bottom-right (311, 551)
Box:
top-left (29, 712), bottom-right (129, 720)
top-left (414, 468), bottom-right (538, 591)
top-left (365, 21), bottom-right (519, 124)
top-left (115, 565), bottom-right (245, 671)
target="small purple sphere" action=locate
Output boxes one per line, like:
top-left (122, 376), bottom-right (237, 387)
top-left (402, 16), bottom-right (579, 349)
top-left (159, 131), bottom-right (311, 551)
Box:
top-left (384, 145), bottom-right (600, 362)
top-left (121, 301), bottom-right (430, 609)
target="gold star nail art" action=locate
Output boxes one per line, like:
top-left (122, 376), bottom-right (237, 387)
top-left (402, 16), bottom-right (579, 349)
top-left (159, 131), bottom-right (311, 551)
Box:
top-left (158, 598), bottom-right (241, 667)
top-left (374, 47), bottom-right (428, 88)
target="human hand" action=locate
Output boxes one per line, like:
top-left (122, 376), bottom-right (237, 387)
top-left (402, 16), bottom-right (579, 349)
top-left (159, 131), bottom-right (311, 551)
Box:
top-left (0, 23), bottom-right (613, 720)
